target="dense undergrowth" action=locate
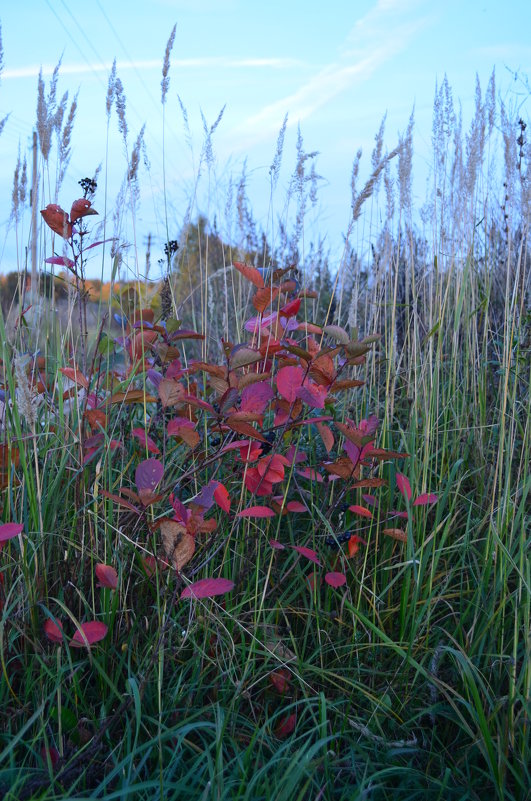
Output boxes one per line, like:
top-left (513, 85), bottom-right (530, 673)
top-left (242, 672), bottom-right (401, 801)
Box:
top-left (0, 23), bottom-right (530, 801)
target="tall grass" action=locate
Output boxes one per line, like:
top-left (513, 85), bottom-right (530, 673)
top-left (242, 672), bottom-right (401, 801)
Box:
top-left (0, 34), bottom-right (529, 801)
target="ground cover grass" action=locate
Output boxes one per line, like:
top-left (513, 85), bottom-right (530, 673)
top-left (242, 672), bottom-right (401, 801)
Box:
top-left (0, 32), bottom-right (529, 801)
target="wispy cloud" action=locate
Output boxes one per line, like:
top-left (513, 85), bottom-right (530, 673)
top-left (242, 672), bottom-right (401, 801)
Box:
top-left (1, 56), bottom-right (306, 81)
top-left (230, 0), bottom-right (429, 150)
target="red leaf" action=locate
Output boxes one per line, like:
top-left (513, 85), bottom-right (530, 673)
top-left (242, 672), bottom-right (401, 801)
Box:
top-left (95, 563), bottom-right (118, 590)
top-left (233, 261), bottom-right (265, 288)
top-left (100, 490), bottom-right (141, 515)
top-left (286, 500), bottom-right (307, 513)
top-left (40, 204), bottom-right (72, 239)
top-left (59, 367), bottom-right (89, 391)
top-left (276, 365), bottom-right (304, 402)
top-left (70, 621), bottom-right (108, 648)
top-left (296, 381), bottom-right (328, 409)
top-left (296, 467), bottom-right (324, 483)
top-left (70, 198), bottom-right (98, 223)
top-left (131, 427), bottom-right (160, 455)
top-left (45, 255), bottom-right (75, 269)
top-left (0, 522), bottom-right (24, 542)
top-left (396, 473), bottom-right (412, 501)
top-left (348, 505), bottom-right (373, 519)
top-left (292, 545), bottom-right (321, 565)
top-left (181, 578), bottom-right (234, 599)
top-left (237, 506), bottom-right (275, 518)
top-left (269, 539), bottom-right (285, 550)
top-left (40, 745), bottom-right (60, 770)
top-left (240, 383), bottom-right (275, 414)
top-left (325, 571), bottom-right (347, 588)
top-left (413, 493), bottom-right (438, 506)
top-left (44, 618), bottom-right (64, 643)
top-left (269, 669), bottom-right (291, 694)
top-left (275, 712), bottom-right (297, 738)
top-left (280, 298), bottom-right (301, 317)
top-left (213, 482), bottom-right (231, 513)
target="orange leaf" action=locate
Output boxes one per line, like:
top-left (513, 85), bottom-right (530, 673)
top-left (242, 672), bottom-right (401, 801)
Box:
top-left (70, 198), bottom-right (98, 223)
top-left (40, 204), bottom-right (72, 239)
top-left (253, 286), bottom-right (279, 313)
top-left (158, 379), bottom-right (186, 408)
top-left (316, 422), bottom-right (334, 453)
top-left (225, 416), bottom-right (267, 442)
top-left (233, 261), bottom-right (265, 288)
top-left (110, 388), bottom-right (157, 404)
top-left (59, 367), bottom-right (89, 391)
top-left (383, 528), bottom-right (408, 542)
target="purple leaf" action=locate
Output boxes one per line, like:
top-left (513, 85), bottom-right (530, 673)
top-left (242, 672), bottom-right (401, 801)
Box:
top-left (45, 255), bottom-right (75, 268)
top-left (0, 522), bottom-right (24, 542)
top-left (135, 458), bottom-right (164, 493)
top-left (269, 539), bottom-right (286, 550)
top-left (181, 578), bottom-right (234, 600)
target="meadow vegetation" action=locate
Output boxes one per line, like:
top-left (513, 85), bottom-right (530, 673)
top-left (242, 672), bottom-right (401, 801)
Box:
top-left (0, 23), bottom-right (529, 801)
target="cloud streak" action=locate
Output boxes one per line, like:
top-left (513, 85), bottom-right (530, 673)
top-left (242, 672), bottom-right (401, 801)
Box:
top-left (1, 57), bottom-right (306, 81)
top-left (229, 0), bottom-right (429, 150)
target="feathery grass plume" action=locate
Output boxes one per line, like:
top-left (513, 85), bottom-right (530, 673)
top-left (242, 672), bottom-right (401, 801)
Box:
top-left (57, 93), bottom-right (78, 190)
top-left (160, 276), bottom-right (173, 320)
top-left (161, 23), bottom-right (177, 104)
top-left (486, 69), bottom-right (496, 138)
top-left (201, 105), bottom-right (226, 170)
top-left (14, 353), bottom-right (37, 431)
top-left (145, 232), bottom-right (152, 280)
top-left (352, 144), bottom-right (401, 223)
top-left (128, 124), bottom-right (145, 187)
top-left (10, 146), bottom-right (28, 225)
top-left (114, 77), bottom-right (128, 146)
top-left (288, 125), bottom-right (320, 253)
top-left (500, 101), bottom-right (517, 228)
top-left (371, 112), bottom-right (387, 191)
top-left (350, 148), bottom-right (362, 207)
top-left (36, 59), bottom-right (63, 162)
top-left (270, 113), bottom-right (288, 191)
top-left (384, 159), bottom-right (394, 223)
top-left (236, 160), bottom-right (258, 255)
top-left (465, 75), bottom-right (486, 197)
top-left (0, 24), bottom-right (8, 137)
top-left (106, 59), bottom-right (116, 119)
top-left (177, 95), bottom-right (192, 150)
top-left (398, 108), bottom-right (414, 218)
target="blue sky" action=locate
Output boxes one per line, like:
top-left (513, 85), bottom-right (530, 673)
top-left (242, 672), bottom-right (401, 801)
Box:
top-left (0, 0), bottom-right (530, 278)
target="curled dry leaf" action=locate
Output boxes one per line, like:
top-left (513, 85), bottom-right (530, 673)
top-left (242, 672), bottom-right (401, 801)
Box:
top-left (161, 520), bottom-right (196, 571)
top-left (383, 528), bottom-right (408, 542)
